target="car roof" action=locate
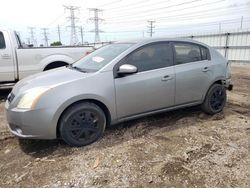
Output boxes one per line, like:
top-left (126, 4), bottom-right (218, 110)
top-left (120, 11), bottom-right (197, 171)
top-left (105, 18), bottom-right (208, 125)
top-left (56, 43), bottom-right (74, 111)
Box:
top-left (116, 37), bottom-right (210, 48)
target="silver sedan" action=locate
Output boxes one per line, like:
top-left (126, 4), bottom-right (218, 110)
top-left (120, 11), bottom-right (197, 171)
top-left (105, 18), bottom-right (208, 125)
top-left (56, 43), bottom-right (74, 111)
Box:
top-left (5, 38), bottom-right (232, 147)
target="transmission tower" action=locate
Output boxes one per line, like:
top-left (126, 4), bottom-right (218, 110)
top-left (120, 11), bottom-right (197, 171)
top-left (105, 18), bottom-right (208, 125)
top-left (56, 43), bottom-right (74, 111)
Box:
top-left (57, 25), bottom-right (61, 42)
top-left (64, 5), bottom-right (80, 45)
top-left (147, 20), bottom-right (155, 37)
top-left (41, 28), bottom-right (49, 47)
top-left (28, 27), bottom-right (37, 46)
top-left (88, 8), bottom-right (104, 43)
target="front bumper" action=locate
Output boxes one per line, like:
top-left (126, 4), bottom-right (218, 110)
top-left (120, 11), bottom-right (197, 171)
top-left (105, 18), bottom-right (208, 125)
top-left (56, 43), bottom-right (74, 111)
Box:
top-left (5, 101), bottom-right (57, 139)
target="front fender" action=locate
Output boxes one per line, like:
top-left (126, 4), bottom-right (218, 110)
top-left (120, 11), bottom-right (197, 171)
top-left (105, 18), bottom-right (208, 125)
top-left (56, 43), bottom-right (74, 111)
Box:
top-left (50, 93), bottom-right (115, 137)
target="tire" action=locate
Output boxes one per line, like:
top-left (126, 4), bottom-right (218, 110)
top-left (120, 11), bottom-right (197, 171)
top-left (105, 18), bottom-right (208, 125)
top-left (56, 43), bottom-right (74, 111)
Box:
top-left (59, 102), bottom-right (106, 147)
top-left (201, 84), bottom-right (227, 115)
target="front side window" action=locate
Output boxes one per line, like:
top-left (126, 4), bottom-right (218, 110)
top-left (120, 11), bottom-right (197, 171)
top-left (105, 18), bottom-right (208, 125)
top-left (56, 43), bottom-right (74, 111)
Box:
top-left (124, 43), bottom-right (173, 72)
top-left (0, 32), bottom-right (6, 49)
top-left (174, 43), bottom-right (202, 64)
top-left (73, 43), bottom-right (134, 72)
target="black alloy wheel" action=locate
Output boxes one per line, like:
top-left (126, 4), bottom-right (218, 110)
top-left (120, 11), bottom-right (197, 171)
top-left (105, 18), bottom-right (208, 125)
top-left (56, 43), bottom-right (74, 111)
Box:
top-left (202, 84), bottom-right (227, 114)
top-left (59, 102), bottom-right (106, 147)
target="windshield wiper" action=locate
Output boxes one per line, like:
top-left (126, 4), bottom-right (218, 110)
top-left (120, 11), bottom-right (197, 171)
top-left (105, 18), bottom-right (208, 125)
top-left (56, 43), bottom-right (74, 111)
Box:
top-left (67, 64), bottom-right (88, 73)
top-left (73, 66), bottom-right (88, 73)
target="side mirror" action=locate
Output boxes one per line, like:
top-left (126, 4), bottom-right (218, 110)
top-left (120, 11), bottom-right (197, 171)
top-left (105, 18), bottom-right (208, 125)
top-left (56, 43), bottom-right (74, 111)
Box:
top-left (117, 64), bottom-right (137, 75)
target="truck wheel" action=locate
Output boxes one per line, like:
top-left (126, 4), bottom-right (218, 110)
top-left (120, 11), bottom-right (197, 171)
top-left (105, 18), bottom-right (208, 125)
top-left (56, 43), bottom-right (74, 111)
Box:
top-left (201, 84), bottom-right (227, 115)
top-left (59, 102), bottom-right (106, 147)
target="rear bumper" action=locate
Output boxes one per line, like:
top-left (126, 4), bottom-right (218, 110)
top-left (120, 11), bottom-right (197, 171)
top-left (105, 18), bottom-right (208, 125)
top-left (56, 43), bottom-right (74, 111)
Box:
top-left (227, 84), bottom-right (233, 91)
top-left (224, 79), bottom-right (233, 91)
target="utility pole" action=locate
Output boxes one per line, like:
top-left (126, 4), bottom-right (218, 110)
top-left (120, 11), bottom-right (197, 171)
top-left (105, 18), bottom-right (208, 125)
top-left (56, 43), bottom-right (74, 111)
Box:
top-left (79, 26), bottom-right (84, 45)
top-left (28, 27), bottom-right (37, 46)
top-left (41, 28), bottom-right (49, 47)
top-left (147, 20), bottom-right (155, 37)
top-left (88, 8), bottom-right (104, 43)
top-left (64, 5), bottom-right (80, 45)
top-left (219, 22), bottom-right (222, 33)
top-left (57, 25), bottom-right (61, 42)
top-left (240, 16), bottom-right (243, 30)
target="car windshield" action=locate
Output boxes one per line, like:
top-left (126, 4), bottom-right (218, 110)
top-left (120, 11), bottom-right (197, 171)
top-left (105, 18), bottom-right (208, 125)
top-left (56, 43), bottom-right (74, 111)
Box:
top-left (73, 43), bottom-right (134, 72)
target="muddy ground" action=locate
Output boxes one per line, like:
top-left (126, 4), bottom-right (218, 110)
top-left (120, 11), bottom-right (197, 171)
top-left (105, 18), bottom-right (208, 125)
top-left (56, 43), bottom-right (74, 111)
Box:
top-left (0, 65), bottom-right (250, 188)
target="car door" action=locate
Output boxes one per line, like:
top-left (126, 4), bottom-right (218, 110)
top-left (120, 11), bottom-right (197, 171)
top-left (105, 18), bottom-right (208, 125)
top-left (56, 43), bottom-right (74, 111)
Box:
top-left (114, 42), bottom-right (175, 119)
top-left (173, 42), bottom-right (213, 105)
top-left (0, 30), bottom-right (15, 82)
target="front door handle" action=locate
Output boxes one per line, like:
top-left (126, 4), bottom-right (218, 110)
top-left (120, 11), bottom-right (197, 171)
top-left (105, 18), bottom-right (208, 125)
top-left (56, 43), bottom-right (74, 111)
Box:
top-left (161, 75), bottom-right (173, 81)
top-left (202, 67), bottom-right (209, 72)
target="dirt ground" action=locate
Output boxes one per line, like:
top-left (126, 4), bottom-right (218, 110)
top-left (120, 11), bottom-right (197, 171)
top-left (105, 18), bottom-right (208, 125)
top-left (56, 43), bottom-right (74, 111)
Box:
top-left (0, 65), bottom-right (250, 188)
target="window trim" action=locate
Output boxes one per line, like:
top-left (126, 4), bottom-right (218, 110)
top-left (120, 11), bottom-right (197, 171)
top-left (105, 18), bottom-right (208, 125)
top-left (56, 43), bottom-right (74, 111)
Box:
top-left (113, 41), bottom-right (174, 78)
top-left (0, 31), bottom-right (6, 49)
top-left (171, 41), bottom-right (211, 66)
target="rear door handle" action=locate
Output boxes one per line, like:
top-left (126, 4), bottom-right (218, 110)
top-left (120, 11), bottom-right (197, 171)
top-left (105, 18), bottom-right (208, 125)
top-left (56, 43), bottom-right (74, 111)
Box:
top-left (161, 75), bottom-right (173, 81)
top-left (1, 54), bottom-right (11, 59)
top-left (202, 67), bottom-right (209, 72)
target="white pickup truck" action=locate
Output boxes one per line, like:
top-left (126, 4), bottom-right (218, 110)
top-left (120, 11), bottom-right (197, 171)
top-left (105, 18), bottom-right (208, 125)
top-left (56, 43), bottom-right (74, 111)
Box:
top-left (0, 28), bottom-right (94, 85)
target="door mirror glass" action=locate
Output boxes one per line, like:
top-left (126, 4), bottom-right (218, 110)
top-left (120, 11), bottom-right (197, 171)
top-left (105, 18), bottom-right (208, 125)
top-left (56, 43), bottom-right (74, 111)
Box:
top-left (118, 64), bottom-right (137, 75)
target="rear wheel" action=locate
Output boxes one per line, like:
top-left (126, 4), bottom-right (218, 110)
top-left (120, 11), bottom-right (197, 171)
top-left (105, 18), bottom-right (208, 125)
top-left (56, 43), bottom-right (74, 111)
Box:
top-left (59, 102), bottom-right (106, 147)
top-left (202, 84), bottom-right (227, 114)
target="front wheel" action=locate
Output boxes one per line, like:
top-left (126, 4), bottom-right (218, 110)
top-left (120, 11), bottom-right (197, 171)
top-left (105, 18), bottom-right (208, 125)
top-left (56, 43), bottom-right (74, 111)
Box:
top-left (59, 102), bottom-right (106, 147)
top-left (201, 84), bottom-right (227, 115)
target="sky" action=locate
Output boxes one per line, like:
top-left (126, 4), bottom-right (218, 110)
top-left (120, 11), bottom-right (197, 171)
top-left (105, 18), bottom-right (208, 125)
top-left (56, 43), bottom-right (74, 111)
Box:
top-left (0, 0), bottom-right (249, 46)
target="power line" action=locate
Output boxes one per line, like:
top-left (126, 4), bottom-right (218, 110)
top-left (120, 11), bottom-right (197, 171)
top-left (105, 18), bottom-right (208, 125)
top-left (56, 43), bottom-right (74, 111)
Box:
top-left (46, 12), bottom-right (65, 27)
top-left (147, 20), bottom-right (155, 37)
top-left (101, 17), bottom-right (250, 34)
top-left (105, 0), bottom-right (249, 22)
top-left (102, 7), bottom-right (250, 34)
top-left (106, 0), bottom-right (225, 21)
top-left (96, 0), bottom-right (123, 8)
top-left (41, 28), bottom-right (49, 47)
top-left (105, 3), bottom-right (250, 24)
top-left (88, 8), bottom-right (104, 42)
top-left (104, 0), bottom-right (151, 11)
top-left (105, 0), bottom-right (201, 20)
top-left (64, 5), bottom-right (80, 45)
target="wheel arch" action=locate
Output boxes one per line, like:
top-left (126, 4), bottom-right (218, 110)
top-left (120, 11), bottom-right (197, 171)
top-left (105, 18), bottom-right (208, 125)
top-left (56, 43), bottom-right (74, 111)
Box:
top-left (44, 61), bottom-right (69, 71)
top-left (202, 77), bottom-right (225, 102)
top-left (39, 54), bottom-right (74, 71)
top-left (56, 99), bottom-right (111, 138)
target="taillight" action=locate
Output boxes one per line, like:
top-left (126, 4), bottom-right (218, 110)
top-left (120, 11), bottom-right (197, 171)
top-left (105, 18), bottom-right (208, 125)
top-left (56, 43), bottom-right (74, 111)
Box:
top-left (226, 61), bottom-right (231, 79)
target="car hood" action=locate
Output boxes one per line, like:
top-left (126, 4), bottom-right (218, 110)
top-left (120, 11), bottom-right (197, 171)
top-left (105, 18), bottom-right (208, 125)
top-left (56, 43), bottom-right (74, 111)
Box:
top-left (12, 67), bottom-right (93, 95)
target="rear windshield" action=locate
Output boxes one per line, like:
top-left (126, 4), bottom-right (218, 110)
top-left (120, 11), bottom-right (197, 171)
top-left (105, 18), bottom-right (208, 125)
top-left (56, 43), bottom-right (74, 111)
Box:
top-left (73, 43), bottom-right (134, 72)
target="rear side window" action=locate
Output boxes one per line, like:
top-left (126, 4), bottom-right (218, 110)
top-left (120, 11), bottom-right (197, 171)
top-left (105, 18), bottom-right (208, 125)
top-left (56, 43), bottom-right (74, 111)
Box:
top-left (201, 46), bottom-right (210, 60)
top-left (174, 43), bottom-right (202, 64)
top-left (124, 42), bottom-right (173, 72)
top-left (0, 32), bottom-right (6, 49)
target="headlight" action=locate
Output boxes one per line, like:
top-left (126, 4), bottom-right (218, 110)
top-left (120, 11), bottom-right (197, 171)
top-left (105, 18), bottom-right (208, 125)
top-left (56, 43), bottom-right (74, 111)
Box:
top-left (17, 87), bottom-right (51, 109)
